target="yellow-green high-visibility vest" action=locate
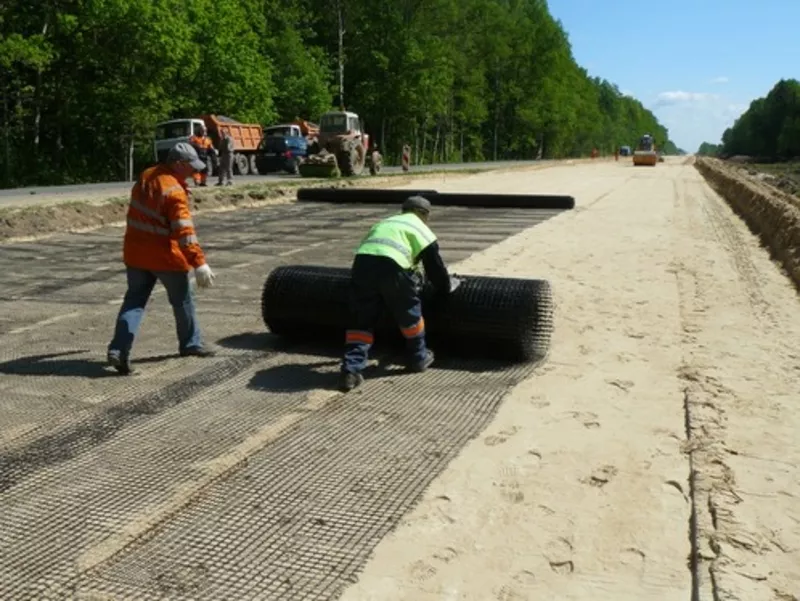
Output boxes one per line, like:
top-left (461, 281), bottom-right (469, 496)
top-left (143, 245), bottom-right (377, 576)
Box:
top-left (355, 212), bottom-right (437, 269)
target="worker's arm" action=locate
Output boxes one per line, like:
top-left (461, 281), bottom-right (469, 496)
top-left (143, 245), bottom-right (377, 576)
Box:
top-left (418, 241), bottom-right (451, 295)
top-left (165, 187), bottom-right (207, 269)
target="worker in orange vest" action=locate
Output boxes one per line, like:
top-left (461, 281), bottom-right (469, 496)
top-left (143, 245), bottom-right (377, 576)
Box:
top-left (189, 124), bottom-right (215, 187)
top-left (106, 142), bottom-right (216, 375)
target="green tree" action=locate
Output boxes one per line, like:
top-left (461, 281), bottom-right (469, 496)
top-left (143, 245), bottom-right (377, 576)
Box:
top-left (0, 0), bottom-right (679, 186)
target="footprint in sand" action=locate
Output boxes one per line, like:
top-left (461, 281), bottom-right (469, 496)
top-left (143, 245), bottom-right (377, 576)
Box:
top-left (494, 584), bottom-right (528, 600)
top-left (496, 465), bottom-right (525, 504)
top-left (565, 411), bottom-right (601, 429)
top-left (432, 547), bottom-right (459, 564)
top-left (606, 379), bottom-right (634, 392)
top-left (620, 547), bottom-right (647, 578)
top-left (484, 425), bottom-right (521, 446)
top-left (512, 569), bottom-right (537, 586)
top-left (584, 465), bottom-right (618, 488)
top-left (408, 559), bottom-right (437, 582)
top-left (544, 537), bottom-right (575, 574)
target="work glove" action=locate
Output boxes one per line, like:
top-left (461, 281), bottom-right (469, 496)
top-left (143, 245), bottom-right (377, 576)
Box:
top-left (194, 263), bottom-right (215, 288)
top-left (449, 275), bottom-right (463, 293)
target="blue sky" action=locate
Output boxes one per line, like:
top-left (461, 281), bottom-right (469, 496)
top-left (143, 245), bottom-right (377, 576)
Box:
top-left (547, 0), bottom-right (800, 152)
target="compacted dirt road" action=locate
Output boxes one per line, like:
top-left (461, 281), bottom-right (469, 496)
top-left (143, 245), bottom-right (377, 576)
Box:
top-left (0, 158), bottom-right (797, 600)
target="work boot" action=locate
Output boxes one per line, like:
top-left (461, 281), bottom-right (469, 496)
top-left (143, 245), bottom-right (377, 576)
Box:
top-left (408, 349), bottom-right (435, 373)
top-left (338, 371), bottom-right (364, 393)
top-left (107, 350), bottom-right (133, 375)
top-left (180, 346), bottom-right (216, 358)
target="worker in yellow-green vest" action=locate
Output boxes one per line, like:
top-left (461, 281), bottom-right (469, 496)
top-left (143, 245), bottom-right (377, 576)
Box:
top-left (339, 195), bottom-right (461, 393)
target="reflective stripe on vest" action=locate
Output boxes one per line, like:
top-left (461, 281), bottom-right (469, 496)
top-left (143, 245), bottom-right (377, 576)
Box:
top-left (356, 213), bottom-right (437, 269)
top-left (130, 199), bottom-right (168, 225)
top-left (127, 217), bottom-right (169, 236)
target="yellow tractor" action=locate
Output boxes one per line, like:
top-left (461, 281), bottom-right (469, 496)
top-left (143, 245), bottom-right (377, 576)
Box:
top-left (632, 133), bottom-right (658, 166)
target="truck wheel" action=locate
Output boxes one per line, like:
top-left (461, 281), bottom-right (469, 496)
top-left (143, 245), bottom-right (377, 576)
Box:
top-left (234, 153), bottom-right (249, 176)
top-left (249, 155), bottom-right (259, 175)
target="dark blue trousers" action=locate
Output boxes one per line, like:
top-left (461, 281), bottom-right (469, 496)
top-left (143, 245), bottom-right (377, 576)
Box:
top-left (341, 254), bottom-right (428, 374)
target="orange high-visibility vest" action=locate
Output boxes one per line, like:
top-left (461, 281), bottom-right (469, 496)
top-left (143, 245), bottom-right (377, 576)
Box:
top-left (189, 135), bottom-right (213, 159)
top-left (122, 164), bottom-right (207, 272)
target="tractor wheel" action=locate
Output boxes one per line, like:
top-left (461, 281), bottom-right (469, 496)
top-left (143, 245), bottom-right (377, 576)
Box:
top-left (234, 153), bottom-right (250, 176)
top-left (337, 144), bottom-right (361, 177)
top-left (352, 143), bottom-right (366, 176)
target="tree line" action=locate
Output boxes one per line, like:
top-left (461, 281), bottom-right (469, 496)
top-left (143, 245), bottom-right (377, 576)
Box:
top-left (697, 78), bottom-right (800, 160)
top-left (1, 0), bottom-right (677, 188)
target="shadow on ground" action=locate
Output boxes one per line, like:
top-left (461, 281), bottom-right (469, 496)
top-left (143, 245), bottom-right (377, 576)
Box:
top-left (0, 350), bottom-right (181, 378)
top-left (221, 330), bottom-right (528, 377)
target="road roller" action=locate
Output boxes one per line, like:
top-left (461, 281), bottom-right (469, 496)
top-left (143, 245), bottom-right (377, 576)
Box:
top-left (632, 133), bottom-right (658, 166)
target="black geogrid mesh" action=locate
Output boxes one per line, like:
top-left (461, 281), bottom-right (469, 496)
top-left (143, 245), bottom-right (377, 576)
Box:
top-left (1, 200), bottom-right (565, 600)
top-left (74, 362), bottom-right (536, 600)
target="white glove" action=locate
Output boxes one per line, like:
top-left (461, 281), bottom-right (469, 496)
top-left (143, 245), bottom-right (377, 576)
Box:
top-left (449, 276), bottom-right (463, 293)
top-left (195, 263), bottom-right (215, 288)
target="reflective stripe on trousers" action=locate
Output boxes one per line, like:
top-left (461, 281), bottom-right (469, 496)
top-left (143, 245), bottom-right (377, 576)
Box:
top-left (345, 330), bottom-right (374, 345)
top-left (400, 317), bottom-right (425, 339)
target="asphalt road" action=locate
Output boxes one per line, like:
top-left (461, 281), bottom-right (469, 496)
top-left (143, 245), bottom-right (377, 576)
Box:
top-left (0, 159), bottom-right (540, 209)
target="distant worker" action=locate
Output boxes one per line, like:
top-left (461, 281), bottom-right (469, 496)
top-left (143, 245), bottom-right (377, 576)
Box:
top-left (338, 195), bottom-right (460, 393)
top-left (216, 131), bottom-right (235, 186)
top-left (189, 124), bottom-right (215, 187)
top-left (106, 142), bottom-right (217, 375)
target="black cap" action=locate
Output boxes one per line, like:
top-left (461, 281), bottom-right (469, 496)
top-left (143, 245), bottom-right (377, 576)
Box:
top-left (402, 195), bottom-right (431, 213)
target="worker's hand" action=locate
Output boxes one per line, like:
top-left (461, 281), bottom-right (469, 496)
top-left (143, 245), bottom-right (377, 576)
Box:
top-left (195, 263), bottom-right (215, 288)
top-left (449, 276), bottom-right (463, 293)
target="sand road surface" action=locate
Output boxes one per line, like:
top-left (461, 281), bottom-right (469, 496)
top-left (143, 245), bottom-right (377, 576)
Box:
top-left (0, 158), bottom-right (798, 600)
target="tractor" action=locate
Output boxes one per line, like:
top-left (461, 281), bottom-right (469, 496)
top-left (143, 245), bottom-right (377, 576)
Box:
top-left (299, 110), bottom-right (382, 178)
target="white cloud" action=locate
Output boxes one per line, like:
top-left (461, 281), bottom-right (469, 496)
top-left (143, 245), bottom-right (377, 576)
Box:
top-left (653, 90), bottom-right (718, 107)
top-left (710, 76), bottom-right (729, 84)
top-left (647, 90), bottom-right (747, 151)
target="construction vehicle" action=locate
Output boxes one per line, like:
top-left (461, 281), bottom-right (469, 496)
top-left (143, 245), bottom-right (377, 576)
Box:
top-left (299, 110), bottom-right (382, 178)
top-left (153, 114), bottom-right (263, 176)
top-left (255, 120), bottom-right (321, 174)
top-left (632, 134), bottom-right (658, 166)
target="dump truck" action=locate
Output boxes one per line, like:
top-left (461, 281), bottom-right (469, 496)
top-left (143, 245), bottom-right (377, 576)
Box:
top-left (153, 114), bottom-right (264, 176)
top-left (632, 134), bottom-right (658, 166)
top-left (299, 110), bottom-right (382, 178)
